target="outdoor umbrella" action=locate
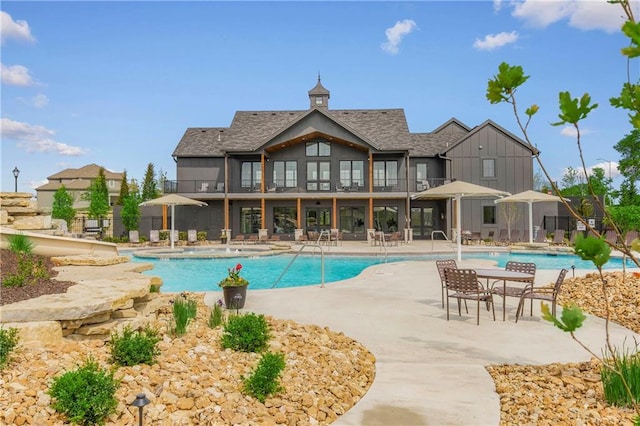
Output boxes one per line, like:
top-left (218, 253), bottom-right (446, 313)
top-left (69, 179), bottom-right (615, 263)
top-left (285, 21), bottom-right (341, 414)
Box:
top-left (494, 190), bottom-right (563, 243)
top-left (412, 180), bottom-right (510, 261)
top-left (139, 194), bottom-right (207, 249)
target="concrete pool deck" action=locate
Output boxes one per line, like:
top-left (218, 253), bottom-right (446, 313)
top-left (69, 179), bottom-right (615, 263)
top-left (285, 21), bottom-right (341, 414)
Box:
top-left (203, 240), bottom-right (639, 425)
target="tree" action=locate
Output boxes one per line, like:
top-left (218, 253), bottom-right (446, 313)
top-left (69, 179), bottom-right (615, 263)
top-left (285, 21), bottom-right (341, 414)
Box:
top-left (86, 167), bottom-right (110, 219)
top-left (121, 191), bottom-right (141, 232)
top-left (141, 163), bottom-right (159, 201)
top-left (498, 202), bottom-right (521, 241)
top-left (560, 166), bottom-right (583, 191)
top-left (613, 129), bottom-right (640, 206)
top-left (51, 185), bottom-right (75, 227)
top-left (116, 170), bottom-right (130, 206)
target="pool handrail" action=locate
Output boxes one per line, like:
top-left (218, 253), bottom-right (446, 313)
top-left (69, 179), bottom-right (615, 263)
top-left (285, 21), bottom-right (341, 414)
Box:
top-left (271, 244), bottom-right (325, 289)
top-left (431, 230), bottom-right (450, 251)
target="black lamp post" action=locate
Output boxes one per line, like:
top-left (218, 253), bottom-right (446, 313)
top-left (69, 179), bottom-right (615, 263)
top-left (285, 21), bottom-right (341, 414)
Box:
top-left (12, 166), bottom-right (20, 192)
top-left (130, 393), bottom-right (150, 426)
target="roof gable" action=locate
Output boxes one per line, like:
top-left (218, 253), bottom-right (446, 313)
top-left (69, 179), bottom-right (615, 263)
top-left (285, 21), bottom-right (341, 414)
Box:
top-left (442, 119), bottom-right (538, 155)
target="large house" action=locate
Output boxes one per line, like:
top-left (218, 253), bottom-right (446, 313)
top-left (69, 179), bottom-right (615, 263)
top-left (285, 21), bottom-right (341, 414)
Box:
top-left (167, 78), bottom-right (538, 241)
top-left (36, 164), bottom-right (123, 211)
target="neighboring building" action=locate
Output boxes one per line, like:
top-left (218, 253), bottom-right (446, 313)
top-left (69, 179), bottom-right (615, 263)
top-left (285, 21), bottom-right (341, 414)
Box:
top-left (167, 78), bottom-right (539, 241)
top-left (36, 163), bottom-right (123, 211)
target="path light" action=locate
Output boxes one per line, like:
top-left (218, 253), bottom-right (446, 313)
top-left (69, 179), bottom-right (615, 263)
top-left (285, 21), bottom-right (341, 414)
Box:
top-left (131, 393), bottom-right (150, 426)
top-left (233, 293), bottom-right (243, 315)
top-left (571, 265), bottom-right (575, 278)
top-left (12, 166), bottom-right (20, 192)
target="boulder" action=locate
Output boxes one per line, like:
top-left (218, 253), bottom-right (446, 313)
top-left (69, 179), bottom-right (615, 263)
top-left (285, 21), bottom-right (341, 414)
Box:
top-left (12, 215), bottom-right (52, 230)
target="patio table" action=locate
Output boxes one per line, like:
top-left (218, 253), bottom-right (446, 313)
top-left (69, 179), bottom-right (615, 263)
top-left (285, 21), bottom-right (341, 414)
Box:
top-left (474, 268), bottom-right (535, 321)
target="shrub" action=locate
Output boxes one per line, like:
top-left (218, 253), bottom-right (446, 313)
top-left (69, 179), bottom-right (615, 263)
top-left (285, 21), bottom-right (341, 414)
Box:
top-left (108, 325), bottom-right (161, 366)
top-left (601, 343), bottom-right (640, 408)
top-left (173, 296), bottom-right (197, 336)
top-left (48, 357), bottom-right (119, 425)
top-left (7, 233), bottom-right (34, 255)
top-left (243, 352), bottom-right (286, 402)
top-left (0, 327), bottom-right (19, 370)
top-left (221, 313), bottom-right (270, 352)
top-left (2, 252), bottom-right (50, 288)
top-left (208, 301), bottom-right (225, 328)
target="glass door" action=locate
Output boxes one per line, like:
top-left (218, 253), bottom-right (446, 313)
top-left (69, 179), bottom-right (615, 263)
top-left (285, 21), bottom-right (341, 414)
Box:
top-left (411, 207), bottom-right (434, 239)
top-left (305, 208), bottom-right (331, 233)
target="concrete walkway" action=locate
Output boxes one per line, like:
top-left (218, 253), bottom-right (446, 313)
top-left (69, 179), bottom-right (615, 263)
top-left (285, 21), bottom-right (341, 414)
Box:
top-left (204, 241), bottom-right (639, 426)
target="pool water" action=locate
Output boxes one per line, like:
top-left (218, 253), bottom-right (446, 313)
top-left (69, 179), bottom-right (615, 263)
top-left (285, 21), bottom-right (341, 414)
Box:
top-left (130, 252), bottom-right (636, 292)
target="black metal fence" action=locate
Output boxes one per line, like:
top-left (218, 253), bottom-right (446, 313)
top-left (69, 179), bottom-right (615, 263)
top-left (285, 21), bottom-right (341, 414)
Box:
top-left (543, 216), bottom-right (604, 233)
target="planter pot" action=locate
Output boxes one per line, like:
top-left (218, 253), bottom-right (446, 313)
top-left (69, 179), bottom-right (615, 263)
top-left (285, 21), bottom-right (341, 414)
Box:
top-left (222, 285), bottom-right (248, 309)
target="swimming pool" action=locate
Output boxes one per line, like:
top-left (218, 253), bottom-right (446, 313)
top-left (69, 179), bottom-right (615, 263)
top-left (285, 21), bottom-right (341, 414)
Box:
top-left (130, 251), bottom-right (636, 292)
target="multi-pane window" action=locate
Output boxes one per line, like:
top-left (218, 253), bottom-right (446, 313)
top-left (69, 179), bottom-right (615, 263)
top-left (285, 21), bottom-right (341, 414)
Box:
top-left (373, 206), bottom-right (398, 232)
top-left (307, 161), bottom-right (331, 191)
top-left (305, 141), bottom-right (331, 157)
top-left (273, 207), bottom-right (297, 234)
top-left (273, 161), bottom-right (297, 188)
top-left (240, 207), bottom-right (261, 234)
top-left (339, 207), bottom-right (365, 233)
top-left (339, 161), bottom-right (364, 188)
top-left (483, 206), bottom-right (496, 224)
top-left (373, 161), bottom-right (398, 187)
top-left (241, 162), bottom-right (262, 189)
top-left (416, 163), bottom-right (428, 190)
top-left (482, 159), bottom-right (496, 178)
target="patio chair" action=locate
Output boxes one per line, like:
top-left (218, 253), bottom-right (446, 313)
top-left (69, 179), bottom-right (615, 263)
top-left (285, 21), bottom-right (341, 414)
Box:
top-left (149, 230), bottom-right (162, 246)
top-left (436, 259), bottom-right (458, 309)
top-left (247, 234), bottom-right (259, 244)
top-left (497, 229), bottom-right (509, 246)
top-left (187, 229), bottom-right (198, 245)
top-left (534, 229), bottom-right (547, 243)
top-left (604, 230), bottom-right (619, 246)
top-left (625, 230), bottom-right (638, 246)
top-left (515, 268), bottom-right (568, 322)
top-left (509, 229), bottom-right (520, 244)
top-left (443, 268), bottom-right (495, 325)
top-left (230, 234), bottom-right (245, 244)
top-left (551, 229), bottom-right (566, 245)
top-left (129, 230), bottom-right (142, 246)
top-left (491, 261), bottom-right (536, 320)
top-left (569, 229), bottom-right (582, 246)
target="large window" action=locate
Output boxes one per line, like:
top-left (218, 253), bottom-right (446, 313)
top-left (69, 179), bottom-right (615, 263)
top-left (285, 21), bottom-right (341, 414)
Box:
top-left (273, 207), bottom-right (297, 234)
top-left (306, 141), bottom-right (331, 157)
top-left (240, 207), bottom-right (261, 234)
top-left (483, 206), bottom-right (496, 224)
top-left (339, 161), bottom-right (364, 188)
top-left (373, 206), bottom-right (398, 232)
top-left (373, 161), bottom-right (398, 187)
top-left (241, 162), bottom-right (262, 189)
top-left (307, 161), bottom-right (331, 191)
top-left (416, 163), bottom-right (428, 190)
top-left (273, 161), bottom-right (297, 188)
top-left (482, 159), bottom-right (496, 178)
top-left (339, 206), bottom-right (365, 233)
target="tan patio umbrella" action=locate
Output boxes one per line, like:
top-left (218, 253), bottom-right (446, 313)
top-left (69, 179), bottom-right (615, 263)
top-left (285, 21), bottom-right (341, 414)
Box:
top-left (412, 180), bottom-right (510, 261)
top-left (140, 194), bottom-right (207, 249)
top-left (494, 190), bottom-right (562, 243)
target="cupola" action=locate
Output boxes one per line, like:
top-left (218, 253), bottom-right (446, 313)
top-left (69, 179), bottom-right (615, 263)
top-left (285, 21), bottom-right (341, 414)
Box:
top-left (308, 75), bottom-right (330, 109)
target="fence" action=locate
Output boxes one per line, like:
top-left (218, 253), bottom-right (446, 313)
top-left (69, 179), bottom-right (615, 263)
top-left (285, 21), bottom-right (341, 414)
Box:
top-left (543, 216), bottom-right (604, 233)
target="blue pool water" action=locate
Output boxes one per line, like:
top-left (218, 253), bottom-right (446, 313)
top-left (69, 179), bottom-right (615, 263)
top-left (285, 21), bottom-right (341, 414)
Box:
top-left (130, 252), bottom-right (636, 292)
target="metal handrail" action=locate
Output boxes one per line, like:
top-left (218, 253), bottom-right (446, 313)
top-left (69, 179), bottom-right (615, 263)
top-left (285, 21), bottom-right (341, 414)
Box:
top-left (271, 244), bottom-right (325, 289)
top-left (431, 230), bottom-right (451, 251)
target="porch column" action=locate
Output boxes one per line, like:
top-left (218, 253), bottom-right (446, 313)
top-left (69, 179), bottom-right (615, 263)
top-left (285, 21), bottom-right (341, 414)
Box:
top-left (332, 198), bottom-right (337, 228)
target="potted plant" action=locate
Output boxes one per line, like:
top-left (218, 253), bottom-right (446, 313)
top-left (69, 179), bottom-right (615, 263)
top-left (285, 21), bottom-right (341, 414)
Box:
top-left (218, 263), bottom-right (249, 309)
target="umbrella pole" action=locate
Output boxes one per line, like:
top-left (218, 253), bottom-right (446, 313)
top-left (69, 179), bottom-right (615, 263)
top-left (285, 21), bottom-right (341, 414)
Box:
top-left (528, 201), bottom-right (534, 243)
top-left (456, 195), bottom-right (462, 262)
top-left (171, 205), bottom-right (175, 250)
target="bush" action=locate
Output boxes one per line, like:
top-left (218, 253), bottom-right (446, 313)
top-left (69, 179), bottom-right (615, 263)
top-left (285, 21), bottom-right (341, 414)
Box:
top-left (7, 233), bottom-right (34, 255)
top-left (243, 352), bottom-right (286, 402)
top-left (173, 296), bottom-right (197, 336)
top-left (601, 344), bottom-right (640, 407)
top-left (2, 253), bottom-right (50, 288)
top-left (108, 325), bottom-right (161, 366)
top-left (221, 313), bottom-right (270, 352)
top-left (0, 327), bottom-right (19, 370)
top-left (48, 357), bottom-right (119, 425)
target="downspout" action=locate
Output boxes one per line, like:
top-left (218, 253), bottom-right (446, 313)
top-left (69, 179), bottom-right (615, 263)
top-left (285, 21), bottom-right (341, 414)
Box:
top-left (261, 153), bottom-right (266, 230)
top-left (368, 152), bottom-right (374, 229)
top-left (405, 151), bottom-right (411, 231)
top-left (438, 152), bottom-right (453, 236)
top-left (224, 153), bottom-right (229, 230)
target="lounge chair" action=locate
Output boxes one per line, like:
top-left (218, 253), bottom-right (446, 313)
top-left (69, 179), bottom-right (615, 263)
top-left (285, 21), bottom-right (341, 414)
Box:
top-left (230, 234), bottom-right (245, 245)
top-left (604, 230), bottom-right (619, 246)
top-left (569, 229), bottom-right (582, 245)
top-left (551, 229), bottom-right (566, 245)
top-left (149, 230), bottom-right (162, 246)
top-left (436, 259), bottom-right (457, 309)
top-left (129, 230), bottom-right (142, 246)
top-left (516, 268), bottom-right (568, 322)
top-left (509, 229), bottom-right (520, 244)
top-left (443, 268), bottom-right (495, 325)
top-left (187, 229), bottom-right (198, 245)
top-left (534, 230), bottom-right (547, 243)
top-left (625, 230), bottom-right (638, 246)
top-left (496, 229), bottom-right (509, 246)
top-left (247, 234), bottom-right (259, 244)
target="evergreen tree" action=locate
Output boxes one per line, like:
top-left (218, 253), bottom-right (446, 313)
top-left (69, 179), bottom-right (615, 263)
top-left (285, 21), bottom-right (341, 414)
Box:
top-left (117, 170), bottom-right (130, 206)
top-left (87, 167), bottom-right (110, 219)
top-left (51, 185), bottom-right (76, 227)
top-left (121, 191), bottom-right (141, 232)
top-left (141, 163), bottom-right (159, 201)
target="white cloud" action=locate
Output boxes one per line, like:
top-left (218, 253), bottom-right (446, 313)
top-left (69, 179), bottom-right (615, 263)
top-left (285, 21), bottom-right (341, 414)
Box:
top-left (559, 126), bottom-right (592, 138)
top-left (589, 160), bottom-right (619, 179)
top-left (29, 179), bottom-right (48, 191)
top-left (473, 31), bottom-right (519, 50)
top-left (509, 0), bottom-right (630, 33)
top-left (381, 19), bottom-right (417, 55)
top-left (1, 118), bottom-right (87, 156)
top-left (32, 94), bottom-right (49, 108)
top-left (493, 0), bottom-right (504, 13)
top-left (1, 63), bottom-right (33, 86)
top-left (1, 11), bottom-right (35, 44)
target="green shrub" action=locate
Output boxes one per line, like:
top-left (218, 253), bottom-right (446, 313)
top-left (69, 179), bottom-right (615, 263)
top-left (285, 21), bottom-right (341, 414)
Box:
top-left (173, 296), bottom-right (197, 336)
top-left (208, 301), bottom-right (225, 328)
top-left (2, 253), bottom-right (50, 287)
top-left (0, 327), bottom-right (19, 370)
top-left (108, 325), bottom-right (161, 366)
top-left (48, 357), bottom-right (119, 425)
top-left (601, 344), bottom-right (640, 407)
top-left (197, 231), bottom-right (208, 241)
top-left (221, 313), bottom-right (270, 352)
top-left (8, 233), bottom-right (34, 255)
top-left (243, 352), bottom-right (286, 402)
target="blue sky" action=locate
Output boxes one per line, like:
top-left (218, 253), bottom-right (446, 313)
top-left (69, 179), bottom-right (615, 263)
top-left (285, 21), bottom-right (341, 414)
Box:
top-left (1, 1), bottom-right (636, 194)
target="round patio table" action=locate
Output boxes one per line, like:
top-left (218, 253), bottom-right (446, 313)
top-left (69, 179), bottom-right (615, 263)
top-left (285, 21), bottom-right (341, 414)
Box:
top-left (474, 268), bottom-right (535, 321)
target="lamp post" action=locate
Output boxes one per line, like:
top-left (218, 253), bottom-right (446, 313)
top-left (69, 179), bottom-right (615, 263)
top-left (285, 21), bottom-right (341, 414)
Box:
top-left (12, 166), bottom-right (20, 192)
top-left (130, 393), bottom-right (150, 426)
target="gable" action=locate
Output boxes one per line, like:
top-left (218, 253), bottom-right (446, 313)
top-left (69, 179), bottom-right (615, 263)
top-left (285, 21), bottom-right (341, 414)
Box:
top-left (442, 120), bottom-right (537, 156)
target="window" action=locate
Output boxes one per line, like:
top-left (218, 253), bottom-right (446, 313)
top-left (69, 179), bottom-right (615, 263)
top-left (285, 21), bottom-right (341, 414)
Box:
top-left (483, 206), bottom-right (496, 224)
top-left (241, 162), bottom-right (262, 188)
top-left (240, 207), bottom-right (261, 234)
top-left (315, 96), bottom-right (323, 106)
top-left (482, 159), bottom-right (496, 178)
top-left (306, 161), bottom-right (331, 191)
top-left (339, 207), bottom-right (365, 233)
top-left (373, 206), bottom-right (398, 232)
top-left (306, 141), bottom-right (331, 157)
top-left (416, 163), bottom-right (428, 181)
top-left (339, 161), bottom-right (364, 188)
top-left (373, 161), bottom-right (398, 187)
top-left (273, 161), bottom-right (297, 188)
top-left (273, 207), bottom-right (297, 234)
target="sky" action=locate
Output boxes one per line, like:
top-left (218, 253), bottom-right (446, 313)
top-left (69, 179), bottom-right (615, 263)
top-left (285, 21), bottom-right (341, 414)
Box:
top-left (1, 0), bottom-right (637, 194)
